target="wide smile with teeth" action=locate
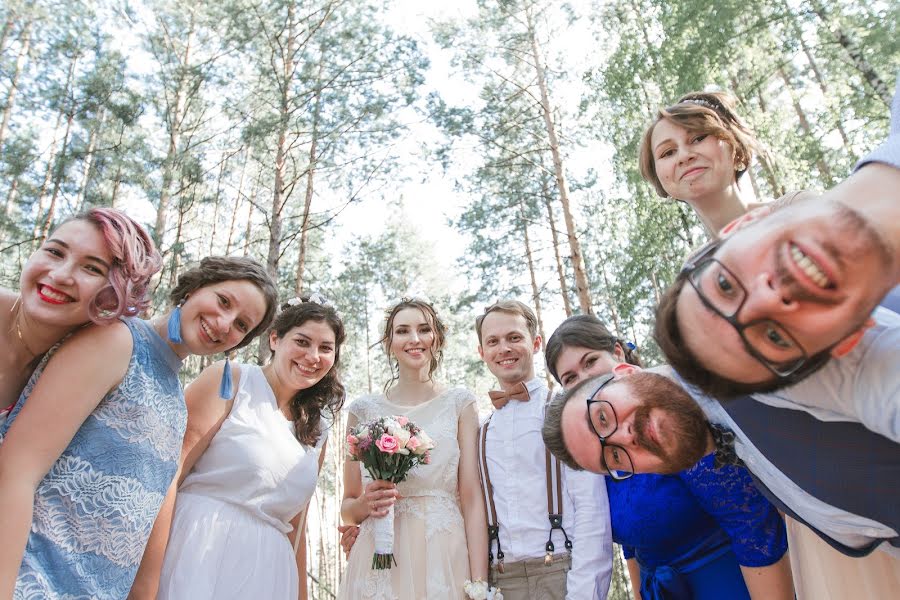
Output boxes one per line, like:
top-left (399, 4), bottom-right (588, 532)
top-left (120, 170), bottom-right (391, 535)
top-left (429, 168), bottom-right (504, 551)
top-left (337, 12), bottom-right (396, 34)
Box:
top-left (38, 284), bottom-right (74, 303)
top-left (406, 348), bottom-right (425, 355)
top-left (294, 363), bottom-right (318, 375)
top-left (200, 319), bottom-right (221, 343)
top-left (498, 358), bottom-right (517, 366)
top-left (789, 244), bottom-right (832, 289)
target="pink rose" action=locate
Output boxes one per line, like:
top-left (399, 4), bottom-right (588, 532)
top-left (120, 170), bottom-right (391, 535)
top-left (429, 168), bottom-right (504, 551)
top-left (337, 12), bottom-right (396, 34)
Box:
top-left (396, 416), bottom-right (409, 426)
top-left (406, 436), bottom-right (421, 453)
top-left (346, 434), bottom-right (359, 445)
top-left (375, 434), bottom-right (400, 454)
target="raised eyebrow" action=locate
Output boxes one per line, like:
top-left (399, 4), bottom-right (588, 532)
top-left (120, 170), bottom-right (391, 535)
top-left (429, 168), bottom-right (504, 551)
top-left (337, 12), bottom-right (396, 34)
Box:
top-left (46, 238), bottom-right (111, 269)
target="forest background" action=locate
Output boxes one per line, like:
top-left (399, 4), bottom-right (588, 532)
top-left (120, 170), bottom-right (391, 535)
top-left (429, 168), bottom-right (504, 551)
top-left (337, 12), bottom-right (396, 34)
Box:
top-left (0, 0), bottom-right (897, 597)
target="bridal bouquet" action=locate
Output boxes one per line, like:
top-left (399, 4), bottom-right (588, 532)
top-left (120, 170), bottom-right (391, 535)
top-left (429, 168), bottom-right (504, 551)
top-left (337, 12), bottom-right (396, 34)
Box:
top-left (347, 415), bottom-right (435, 569)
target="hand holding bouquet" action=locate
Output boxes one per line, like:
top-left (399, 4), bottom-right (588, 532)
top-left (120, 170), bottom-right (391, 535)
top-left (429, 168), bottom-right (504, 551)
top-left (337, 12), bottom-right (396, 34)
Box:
top-left (347, 415), bottom-right (434, 569)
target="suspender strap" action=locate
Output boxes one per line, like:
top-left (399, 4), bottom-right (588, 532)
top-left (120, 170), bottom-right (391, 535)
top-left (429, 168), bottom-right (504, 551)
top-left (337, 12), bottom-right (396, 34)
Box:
top-left (543, 390), bottom-right (571, 562)
top-left (478, 416), bottom-right (504, 571)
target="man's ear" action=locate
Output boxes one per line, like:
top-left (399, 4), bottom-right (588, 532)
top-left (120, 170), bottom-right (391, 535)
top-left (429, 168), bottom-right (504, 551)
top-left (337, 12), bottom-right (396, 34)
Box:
top-left (718, 206), bottom-right (773, 238)
top-left (532, 334), bottom-right (542, 354)
top-left (477, 344), bottom-right (485, 360)
top-left (830, 318), bottom-right (875, 358)
top-left (612, 362), bottom-right (641, 379)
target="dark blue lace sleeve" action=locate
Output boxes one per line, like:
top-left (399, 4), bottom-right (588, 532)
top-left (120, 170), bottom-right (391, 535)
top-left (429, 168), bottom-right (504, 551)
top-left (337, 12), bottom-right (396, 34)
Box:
top-left (679, 454), bottom-right (788, 567)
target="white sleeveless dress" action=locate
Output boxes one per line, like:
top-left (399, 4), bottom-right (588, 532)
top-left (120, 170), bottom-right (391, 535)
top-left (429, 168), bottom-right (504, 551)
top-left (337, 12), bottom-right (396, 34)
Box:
top-left (337, 387), bottom-right (476, 600)
top-left (158, 364), bottom-right (326, 599)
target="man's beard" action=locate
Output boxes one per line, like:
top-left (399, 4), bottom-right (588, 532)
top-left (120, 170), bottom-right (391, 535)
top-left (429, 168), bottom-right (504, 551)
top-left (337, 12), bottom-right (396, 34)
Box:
top-left (633, 394), bottom-right (709, 474)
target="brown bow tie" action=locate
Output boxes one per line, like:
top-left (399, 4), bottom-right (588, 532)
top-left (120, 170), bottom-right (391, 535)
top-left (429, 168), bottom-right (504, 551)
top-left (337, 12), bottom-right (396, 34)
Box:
top-left (488, 382), bottom-right (530, 410)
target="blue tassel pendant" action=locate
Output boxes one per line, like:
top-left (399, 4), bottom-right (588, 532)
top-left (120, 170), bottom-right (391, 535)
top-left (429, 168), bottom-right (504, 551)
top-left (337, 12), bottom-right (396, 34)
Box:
top-left (219, 356), bottom-right (233, 400)
top-left (167, 304), bottom-right (183, 344)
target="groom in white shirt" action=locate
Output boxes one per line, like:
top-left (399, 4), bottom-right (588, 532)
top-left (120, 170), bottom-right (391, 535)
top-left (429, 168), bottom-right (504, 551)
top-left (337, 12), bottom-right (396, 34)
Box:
top-left (475, 300), bottom-right (612, 600)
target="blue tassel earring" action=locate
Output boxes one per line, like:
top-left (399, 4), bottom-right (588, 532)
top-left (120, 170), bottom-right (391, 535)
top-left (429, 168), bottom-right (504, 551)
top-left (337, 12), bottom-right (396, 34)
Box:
top-left (167, 300), bottom-right (185, 344)
top-left (219, 354), bottom-right (233, 400)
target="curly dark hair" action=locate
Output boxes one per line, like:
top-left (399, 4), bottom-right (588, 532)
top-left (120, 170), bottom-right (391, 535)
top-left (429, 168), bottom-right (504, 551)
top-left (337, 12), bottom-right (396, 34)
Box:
top-left (545, 314), bottom-right (642, 384)
top-left (169, 256), bottom-right (278, 351)
top-left (380, 298), bottom-right (447, 391)
top-left (269, 299), bottom-right (346, 447)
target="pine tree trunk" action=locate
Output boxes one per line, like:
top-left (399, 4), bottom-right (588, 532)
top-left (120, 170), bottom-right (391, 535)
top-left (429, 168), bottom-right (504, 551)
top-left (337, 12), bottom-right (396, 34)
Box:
top-left (0, 20), bottom-right (30, 153)
top-left (542, 171), bottom-right (572, 316)
top-left (154, 12), bottom-right (196, 247)
top-left (259, 0), bottom-right (298, 364)
top-left (226, 150), bottom-right (251, 254)
top-left (41, 53), bottom-right (81, 243)
top-left (778, 66), bottom-right (834, 186)
top-left (75, 109), bottom-right (105, 212)
top-left (518, 201), bottom-right (545, 342)
top-left (33, 54), bottom-right (77, 245)
top-left (4, 177), bottom-right (19, 216)
top-left (525, 6), bottom-right (592, 314)
top-left (798, 33), bottom-right (852, 149)
top-left (295, 55), bottom-right (324, 296)
top-left (209, 152), bottom-right (229, 255)
top-left (810, 1), bottom-right (891, 105)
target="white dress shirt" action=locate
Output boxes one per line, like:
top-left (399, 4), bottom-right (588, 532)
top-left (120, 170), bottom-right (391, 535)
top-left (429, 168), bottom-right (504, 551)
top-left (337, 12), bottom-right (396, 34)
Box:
top-left (484, 376), bottom-right (613, 599)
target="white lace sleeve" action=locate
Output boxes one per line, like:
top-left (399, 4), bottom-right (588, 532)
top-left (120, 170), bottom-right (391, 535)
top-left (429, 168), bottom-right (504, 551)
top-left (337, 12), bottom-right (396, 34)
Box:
top-left (346, 394), bottom-right (377, 424)
top-left (453, 387), bottom-right (477, 417)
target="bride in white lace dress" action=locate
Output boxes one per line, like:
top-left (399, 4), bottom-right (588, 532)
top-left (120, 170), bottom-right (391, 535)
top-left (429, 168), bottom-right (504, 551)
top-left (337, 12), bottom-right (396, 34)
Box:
top-left (338, 299), bottom-right (488, 599)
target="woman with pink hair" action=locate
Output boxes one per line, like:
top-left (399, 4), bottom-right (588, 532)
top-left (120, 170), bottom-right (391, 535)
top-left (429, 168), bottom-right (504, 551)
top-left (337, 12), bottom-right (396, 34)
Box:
top-left (0, 207), bottom-right (162, 423)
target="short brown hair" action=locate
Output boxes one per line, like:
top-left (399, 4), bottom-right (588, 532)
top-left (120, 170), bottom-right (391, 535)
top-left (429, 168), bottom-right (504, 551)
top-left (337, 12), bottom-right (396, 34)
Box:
top-left (543, 372), bottom-right (709, 473)
top-left (170, 256), bottom-right (278, 352)
top-left (475, 300), bottom-right (538, 345)
top-left (638, 91), bottom-right (761, 198)
top-left (654, 273), bottom-right (831, 398)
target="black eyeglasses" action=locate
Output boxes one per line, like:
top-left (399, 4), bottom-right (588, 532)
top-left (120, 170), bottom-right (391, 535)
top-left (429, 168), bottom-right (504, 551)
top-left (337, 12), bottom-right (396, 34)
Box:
top-left (681, 241), bottom-right (809, 377)
top-left (586, 374), bottom-right (635, 481)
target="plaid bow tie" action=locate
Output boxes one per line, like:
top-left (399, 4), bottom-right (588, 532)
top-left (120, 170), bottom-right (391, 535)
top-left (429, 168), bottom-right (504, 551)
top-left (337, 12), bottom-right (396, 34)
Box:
top-left (487, 381), bottom-right (530, 410)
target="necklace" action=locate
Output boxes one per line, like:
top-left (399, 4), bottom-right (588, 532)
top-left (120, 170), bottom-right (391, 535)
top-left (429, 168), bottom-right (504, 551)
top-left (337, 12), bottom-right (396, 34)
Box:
top-left (10, 296), bottom-right (39, 358)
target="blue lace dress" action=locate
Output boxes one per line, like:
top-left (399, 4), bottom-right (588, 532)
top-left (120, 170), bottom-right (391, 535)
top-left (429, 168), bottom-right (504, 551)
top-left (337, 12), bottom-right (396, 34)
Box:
top-left (0, 318), bottom-right (187, 600)
top-left (607, 453), bottom-right (787, 600)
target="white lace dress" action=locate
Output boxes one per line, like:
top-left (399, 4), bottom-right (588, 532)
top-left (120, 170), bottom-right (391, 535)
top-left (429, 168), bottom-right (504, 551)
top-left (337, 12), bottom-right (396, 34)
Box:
top-left (338, 387), bottom-right (476, 600)
top-left (158, 364), bottom-right (325, 599)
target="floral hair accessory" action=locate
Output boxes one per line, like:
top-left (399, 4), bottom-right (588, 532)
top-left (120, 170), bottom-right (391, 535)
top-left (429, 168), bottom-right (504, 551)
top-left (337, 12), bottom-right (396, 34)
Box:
top-left (286, 293), bottom-right (334, 309)
top-left (464, 579), bottom-right (503, 600)
top-left (625, 342), bottom-right (636, 351)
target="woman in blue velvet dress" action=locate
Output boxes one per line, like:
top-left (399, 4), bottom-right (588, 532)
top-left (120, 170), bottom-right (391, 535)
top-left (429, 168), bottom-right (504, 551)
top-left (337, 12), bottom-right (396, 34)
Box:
top-left (546, 315), bottom-right (794, 600)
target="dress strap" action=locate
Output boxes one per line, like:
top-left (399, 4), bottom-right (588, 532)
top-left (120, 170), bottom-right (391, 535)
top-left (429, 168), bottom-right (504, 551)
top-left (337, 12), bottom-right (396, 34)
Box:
top-left (543, 389), bottom-right (571, 564)
top-left (478, 415), bottom-right (504, 572)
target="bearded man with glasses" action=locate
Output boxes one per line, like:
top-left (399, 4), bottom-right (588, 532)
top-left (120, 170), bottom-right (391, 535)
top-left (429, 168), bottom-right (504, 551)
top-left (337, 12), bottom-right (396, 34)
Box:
top-left (651, 75), bottom-right (900, 569)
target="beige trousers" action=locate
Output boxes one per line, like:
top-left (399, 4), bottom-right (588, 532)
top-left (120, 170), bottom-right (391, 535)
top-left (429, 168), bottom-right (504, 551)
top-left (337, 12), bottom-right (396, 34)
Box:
top-left (787, 517), bottom-right (900, 600)
top-left (490, 554), bottom-right (570, 600)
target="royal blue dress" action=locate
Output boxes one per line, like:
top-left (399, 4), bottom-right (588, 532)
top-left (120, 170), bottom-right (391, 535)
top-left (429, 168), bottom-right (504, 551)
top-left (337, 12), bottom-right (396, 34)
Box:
top-left (0, 318), bottom-right (187, 600)
top-left (607, 453), bottom-right (787, 600)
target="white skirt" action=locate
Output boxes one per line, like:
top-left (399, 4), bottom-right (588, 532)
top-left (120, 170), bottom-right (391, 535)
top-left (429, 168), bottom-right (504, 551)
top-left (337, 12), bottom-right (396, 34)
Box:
top-left (159, 493), bottom-right (299, 599)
